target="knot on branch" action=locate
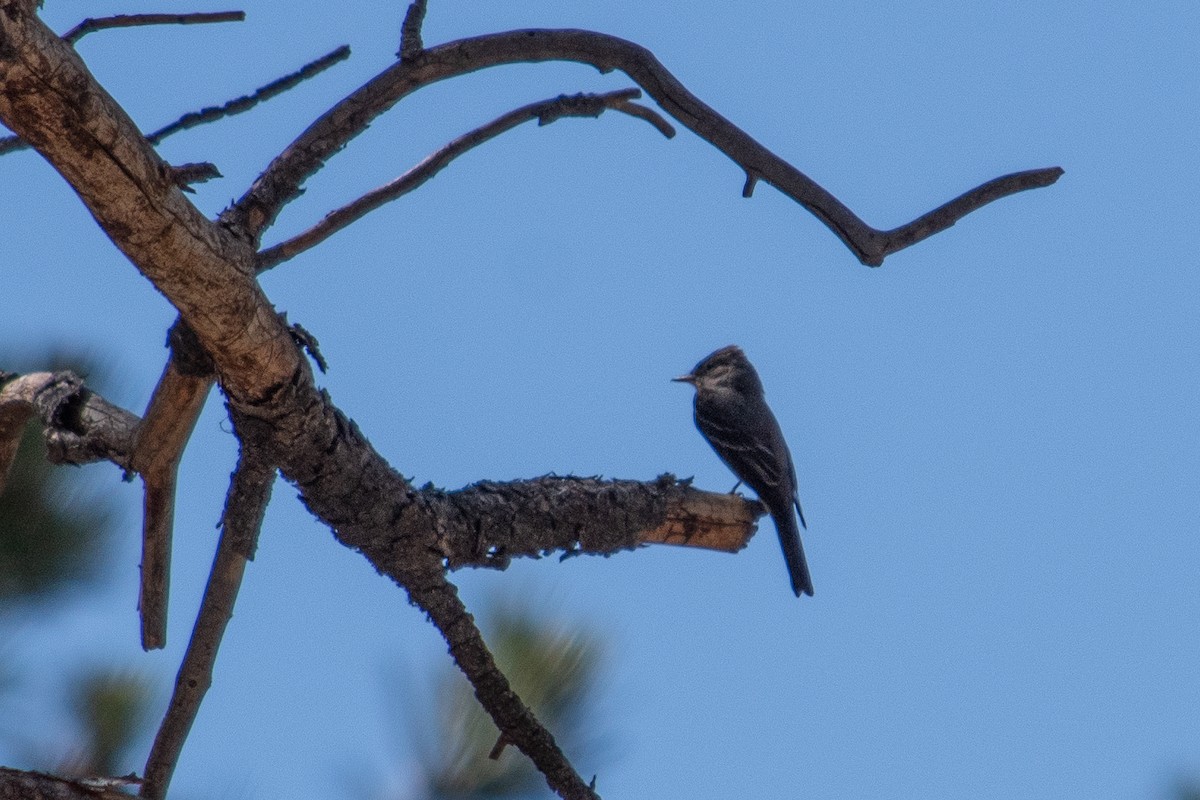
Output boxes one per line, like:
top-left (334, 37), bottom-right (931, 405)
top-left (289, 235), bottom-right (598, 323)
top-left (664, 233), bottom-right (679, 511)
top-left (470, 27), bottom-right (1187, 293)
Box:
top-left (537, 91), bottom-right (633, 126)
top-left (169, 161), bottom-right (221, 192)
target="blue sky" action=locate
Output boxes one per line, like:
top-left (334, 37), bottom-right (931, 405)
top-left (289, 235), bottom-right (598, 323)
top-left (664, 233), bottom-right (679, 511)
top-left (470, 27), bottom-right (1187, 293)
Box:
top-left (2, 2), bottom-right (1198, 799)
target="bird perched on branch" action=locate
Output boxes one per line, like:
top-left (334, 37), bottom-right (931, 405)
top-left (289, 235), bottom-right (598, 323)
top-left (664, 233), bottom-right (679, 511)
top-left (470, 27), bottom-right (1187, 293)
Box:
top-left (674, 345), bottom-right (813, 597)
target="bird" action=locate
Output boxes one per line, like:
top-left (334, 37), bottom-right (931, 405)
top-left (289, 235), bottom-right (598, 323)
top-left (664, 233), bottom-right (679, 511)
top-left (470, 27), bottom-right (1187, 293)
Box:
top-left (674, 345), bottom-right (813, 597)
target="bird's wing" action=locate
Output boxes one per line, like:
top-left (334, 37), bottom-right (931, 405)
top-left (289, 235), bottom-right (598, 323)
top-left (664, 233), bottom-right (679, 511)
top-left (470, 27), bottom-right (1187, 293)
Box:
top-left (694, 397), bottom-right (790, 498)
top-left (785, 450), bottom-right (807, 529)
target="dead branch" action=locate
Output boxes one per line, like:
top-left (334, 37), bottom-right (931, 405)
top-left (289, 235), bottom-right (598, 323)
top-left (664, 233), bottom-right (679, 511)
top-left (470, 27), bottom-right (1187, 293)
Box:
top-left (256, 88), bottom-right (673, 271)
top-left (130, 323), bottom-right (216, 651)
top-left (0, 767), bottom-right (140, 800)
top-left (398, 0), bottom-right (428, 61)
top-left (0, 44), bottom-right (350, 157)
top-left (0, 371), bottom-right (140, 479)
top-left (3, 368), bottom-right (764, 564)
top-left (146, 44), bottom-right (351, 145)
top-left (140, 442), bottom-right (274, 800)
top-left (404, 575), bottom-right (600, 800)
top-left (62, 12), bottom-right (245, 45)
top-left (227, 28), bottom-right (1060, 264)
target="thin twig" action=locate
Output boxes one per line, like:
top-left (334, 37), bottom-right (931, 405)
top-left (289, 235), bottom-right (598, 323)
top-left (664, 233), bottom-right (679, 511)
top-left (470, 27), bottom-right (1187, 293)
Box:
top-left (398, 0), bottom-right (428, 61)
top-left (611, 97), bottom-right (676, 138)
top-left (227, 29), bottom-right (1061, 265)
top-left (62, 12), bottom-right (245, 45)
top-left (140, 445), bottom-right (274, 800)
top-left (256, 88), bottom-right (669, 270)
top-left (0, 44), bottom-right (350, 157)
top-left (147, 44), bottom-right (351, 145)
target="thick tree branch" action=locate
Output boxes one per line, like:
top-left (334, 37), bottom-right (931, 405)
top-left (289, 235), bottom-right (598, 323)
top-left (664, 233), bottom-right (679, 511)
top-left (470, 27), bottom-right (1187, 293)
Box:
top-left (62, 12), bottom-right (245, 45)
top-left (256, 88), bottom-right (673, 271)
top-left (0, 4), bottom-right (297, 403)
top-left (140, 441), bottom-right (274, 800)
top-left (227, 28), bottom-right (1060, 264)
top-left (0, 371), bottom-right (139, 480)
top-left (3, 369), bottom-right (764, 563)
top-left (0, 767), bottom-right (140, 800)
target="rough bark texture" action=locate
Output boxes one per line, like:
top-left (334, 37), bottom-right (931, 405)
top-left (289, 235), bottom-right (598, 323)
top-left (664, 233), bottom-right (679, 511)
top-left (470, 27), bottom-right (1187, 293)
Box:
top-left (0, 768), bottom-right (137, 800)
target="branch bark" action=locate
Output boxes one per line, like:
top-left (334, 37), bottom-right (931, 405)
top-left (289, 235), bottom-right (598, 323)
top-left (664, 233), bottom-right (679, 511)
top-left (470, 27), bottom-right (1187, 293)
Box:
top-left (0, 767), bottom-right (140, 800)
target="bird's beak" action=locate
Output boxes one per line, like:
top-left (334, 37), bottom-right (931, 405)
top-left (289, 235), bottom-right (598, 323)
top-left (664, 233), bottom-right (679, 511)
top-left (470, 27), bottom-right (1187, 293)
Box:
top-left (672, 374), bottom-right (695, 384)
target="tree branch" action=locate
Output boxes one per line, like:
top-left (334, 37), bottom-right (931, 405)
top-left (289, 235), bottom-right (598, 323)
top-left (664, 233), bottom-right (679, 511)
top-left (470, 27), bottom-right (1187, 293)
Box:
top-left (0, 44), bottom-right (350, 157)
top-left (3, 368), bottom-right (764, 564)
top-left (145, 44), bottom-right (351, 145)
top-left (0, 767), bottom-right (140, 800)
top-left (140, 441), bottom-right (274, 800)
top-left (62, 12), bottom-right (245, 45)
top-left (256, 88), bottom-right (673, 271)
top-left (0, 371), bottom-right (140, 483)
top-left (398, 0), bottom-right (428, 61)
top-left (405, 574), bottom-right (599, 800)
top-left (227, 28), bottom-right (1060, 264)
top-left (130, 322), bottom-right (216, 651)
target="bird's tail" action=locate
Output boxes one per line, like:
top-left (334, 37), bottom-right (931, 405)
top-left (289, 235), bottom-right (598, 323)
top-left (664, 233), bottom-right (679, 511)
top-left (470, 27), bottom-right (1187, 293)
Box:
top-left (775, 507), bottom-right (814, 597)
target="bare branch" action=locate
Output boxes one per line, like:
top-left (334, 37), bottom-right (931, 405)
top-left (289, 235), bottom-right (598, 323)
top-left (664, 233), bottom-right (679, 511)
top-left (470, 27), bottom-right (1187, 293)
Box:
top-left (876, 166), bottom-right (1064, 256)
top-left (398, 0), bottom-right (428, 61)
top-left (0, 43), bottom-right (350, 157)
top-left (227, 29), bottom-right (1060, 265)
top-left (256, 88), bottom-right (667, 271)
top-left (130, 322), bottom-right (216, 651)
top-left (610, 97), bottom-right (676, 138)
top-left (434, 475), bottom-right (762, 570)
top-left (140, 444), bottom-right (274, 800)
top-left (0, 371), bottom-right (140, 476)
top-left (146, 44), bottom-right (351, 145)
top-left (405, 576), bottom-right (599, 800)
top-left (0, 767), bottom-right (140, 800)
top-left (62, 12), bottom-right (245, 45)
top-left (0, 133), bottom-right (26, 155)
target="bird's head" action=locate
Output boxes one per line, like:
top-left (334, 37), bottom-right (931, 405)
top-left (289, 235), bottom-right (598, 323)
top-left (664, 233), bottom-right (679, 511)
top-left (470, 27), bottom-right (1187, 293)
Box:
top-left (673, 345), bottom-right (759, 393)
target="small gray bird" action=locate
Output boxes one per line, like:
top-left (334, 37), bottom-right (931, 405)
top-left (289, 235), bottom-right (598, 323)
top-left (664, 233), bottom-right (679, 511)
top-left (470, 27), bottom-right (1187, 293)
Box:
top-left (674, 345), bottom-right (813, 597)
